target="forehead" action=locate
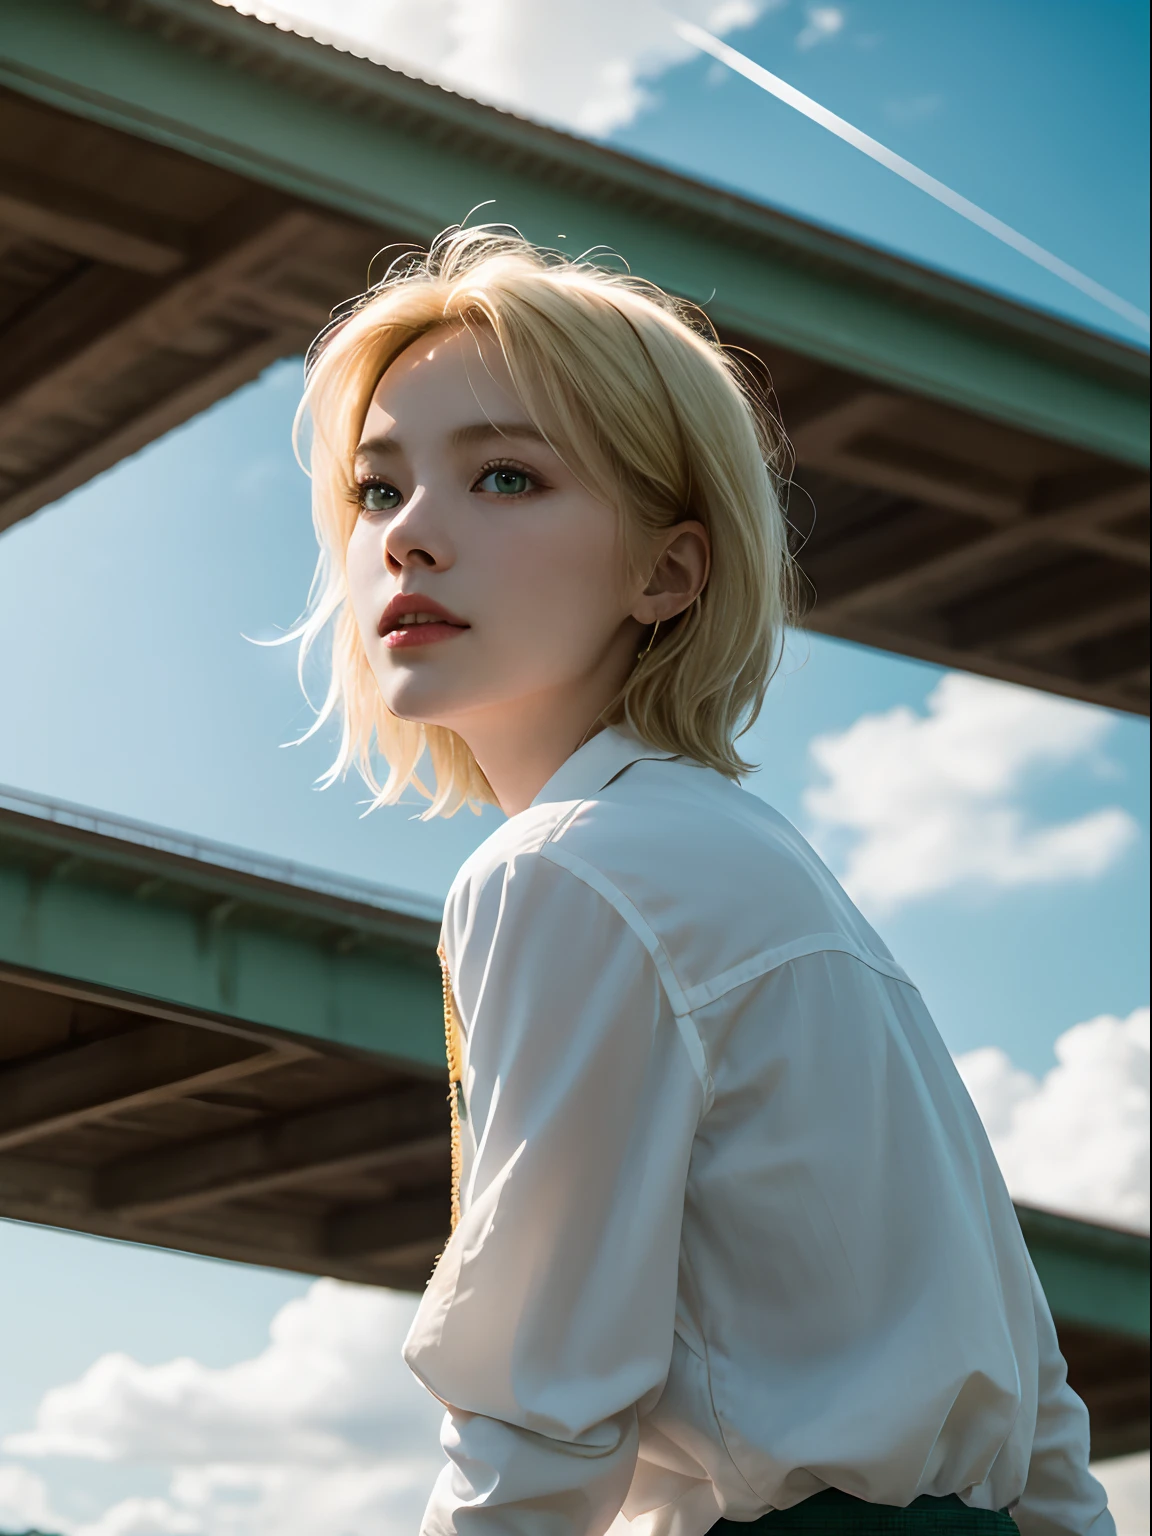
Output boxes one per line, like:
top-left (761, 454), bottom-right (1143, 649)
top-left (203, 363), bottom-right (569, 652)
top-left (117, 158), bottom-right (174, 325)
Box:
top-left (365, 323), bottom-right (519, 426)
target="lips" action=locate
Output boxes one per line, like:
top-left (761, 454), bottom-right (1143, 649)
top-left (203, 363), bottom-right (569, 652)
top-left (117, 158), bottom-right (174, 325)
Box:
top-left (377, 594), bottom-right (469, 651)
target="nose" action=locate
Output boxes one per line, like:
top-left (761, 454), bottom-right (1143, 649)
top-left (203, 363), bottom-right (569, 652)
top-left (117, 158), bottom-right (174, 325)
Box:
top-left (381, 487), bottom-right (452, 576)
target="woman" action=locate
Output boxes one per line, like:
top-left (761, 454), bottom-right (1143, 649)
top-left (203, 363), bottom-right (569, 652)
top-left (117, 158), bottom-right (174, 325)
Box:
top-left (292, 228), bottom-right (1112, 1535)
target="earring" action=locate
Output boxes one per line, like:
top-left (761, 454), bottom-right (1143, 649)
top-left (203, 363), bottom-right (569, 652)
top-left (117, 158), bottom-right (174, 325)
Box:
top-left (637, 619), bottom-right (660, 661)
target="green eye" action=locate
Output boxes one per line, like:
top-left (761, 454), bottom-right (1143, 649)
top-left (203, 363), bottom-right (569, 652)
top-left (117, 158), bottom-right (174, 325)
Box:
top-left (359, 481), bottom-right (401, 513)
top-left (476, 467), bottom-right (531, 496)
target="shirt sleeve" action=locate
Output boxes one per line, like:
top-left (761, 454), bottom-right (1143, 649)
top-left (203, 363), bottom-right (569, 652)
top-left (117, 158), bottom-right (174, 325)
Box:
top-left (403, 847), bottom-right (705, 1536)
top-left (1014, 1259), bottom-right (1115, 1536)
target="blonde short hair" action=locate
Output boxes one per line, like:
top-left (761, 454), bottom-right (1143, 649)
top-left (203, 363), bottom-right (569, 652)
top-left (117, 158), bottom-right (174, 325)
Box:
top-left (293, 226), bottom-right (794, 817)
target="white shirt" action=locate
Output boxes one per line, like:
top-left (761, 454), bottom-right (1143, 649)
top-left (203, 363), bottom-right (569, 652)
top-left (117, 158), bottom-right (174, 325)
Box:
top-left (404, 729), bottom-right (1113, 1536)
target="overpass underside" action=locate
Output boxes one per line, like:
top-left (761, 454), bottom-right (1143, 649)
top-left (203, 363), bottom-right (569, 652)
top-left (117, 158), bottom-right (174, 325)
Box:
top-left (0, 971), bottom-right (448, 1293)
top-left (0, 790), bottom-right (449, 1293)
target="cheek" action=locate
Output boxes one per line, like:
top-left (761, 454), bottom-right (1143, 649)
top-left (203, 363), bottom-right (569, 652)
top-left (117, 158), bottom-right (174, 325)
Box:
top-left (544, 507), bottom-right (622, 605)
top-left (344, 519), bottom-right (382, 633)
top-left (494, 505), bottom-right (624, 636)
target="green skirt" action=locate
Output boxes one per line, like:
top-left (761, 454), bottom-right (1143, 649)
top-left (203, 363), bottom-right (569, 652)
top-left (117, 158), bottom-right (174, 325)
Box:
top-left (711, 1489), bottom-right (1019, 1532)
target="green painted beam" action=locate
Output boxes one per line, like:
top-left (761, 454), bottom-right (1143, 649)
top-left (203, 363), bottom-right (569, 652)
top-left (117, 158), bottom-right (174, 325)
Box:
top-left (1, 0), bottom-right (1147, 467)
top-left (0, 791), bottom-right (445, 1071)
top-left (1017, 1205), bottom-right (1150, 1341)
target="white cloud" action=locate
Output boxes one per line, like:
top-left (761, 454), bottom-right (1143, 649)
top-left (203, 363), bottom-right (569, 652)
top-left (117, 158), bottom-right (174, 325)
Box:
top-left (75, 1497), bottom-right (203, 1536)
top-left (803, 672), bottom-right (1137, 913)
top-left (958, 1006), bottom-right (1150, 1232)
top-left (0, 1460), bottom-right (62, 1532)
top-left (5, 1280), bottom-right (443, 1535)
top-left (7, 1281), bottom-right (438, 1467)
top-left (220, 0), bottom-right (778, 137)
top-left (795, 4), bottom-right (844, 49)
top-left (708, 0), bottom-right (761, 30)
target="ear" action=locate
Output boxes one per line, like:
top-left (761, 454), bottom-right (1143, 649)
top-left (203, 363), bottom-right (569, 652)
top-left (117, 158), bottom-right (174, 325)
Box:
top-left (633, 520), bottom-right (710, 625)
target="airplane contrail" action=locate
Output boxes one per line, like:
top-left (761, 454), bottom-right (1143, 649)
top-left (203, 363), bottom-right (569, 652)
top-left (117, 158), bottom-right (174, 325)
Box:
top-left (673, 19), bottom-right (1150, 335)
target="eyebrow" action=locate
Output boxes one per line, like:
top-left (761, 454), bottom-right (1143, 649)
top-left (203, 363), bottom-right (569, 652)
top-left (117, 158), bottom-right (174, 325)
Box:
top-left (355, 421), bottom-right (548, 457)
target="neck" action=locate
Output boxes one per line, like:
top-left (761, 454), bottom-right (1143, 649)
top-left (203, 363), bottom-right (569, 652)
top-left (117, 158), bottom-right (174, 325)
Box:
top-left (447, 688), bottom-right (614, 817)
top-left (442, 622), bottom-right (643, 815)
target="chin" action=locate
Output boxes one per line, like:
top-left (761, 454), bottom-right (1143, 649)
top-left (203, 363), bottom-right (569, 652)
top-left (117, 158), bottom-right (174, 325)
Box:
top-left (376, 676), bottom-right (462, 727)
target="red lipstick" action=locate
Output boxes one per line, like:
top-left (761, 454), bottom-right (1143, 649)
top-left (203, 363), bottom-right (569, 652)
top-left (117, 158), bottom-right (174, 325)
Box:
top-left (377, 594), bottom-right (470, 651)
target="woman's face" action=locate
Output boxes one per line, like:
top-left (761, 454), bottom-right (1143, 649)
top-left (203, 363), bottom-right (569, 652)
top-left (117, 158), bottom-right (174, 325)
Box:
top-left (345, 324), bottom-right (650, 742)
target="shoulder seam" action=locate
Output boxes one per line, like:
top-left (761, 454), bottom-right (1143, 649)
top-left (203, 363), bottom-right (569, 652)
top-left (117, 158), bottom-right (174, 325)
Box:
top-left (682, 935), bottom-right (918, 1012)
top-left (539, 847), bottom-right (915, 1013)
top-left (538, 842), bottom-right (690, 1009)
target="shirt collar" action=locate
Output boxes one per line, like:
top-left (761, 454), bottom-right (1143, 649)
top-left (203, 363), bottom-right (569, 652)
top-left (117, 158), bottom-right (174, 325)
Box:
top-left (531, 726), bottom-right (678, 809)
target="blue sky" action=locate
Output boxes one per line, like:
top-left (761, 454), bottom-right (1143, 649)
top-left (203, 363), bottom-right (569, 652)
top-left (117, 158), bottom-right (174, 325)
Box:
top-left (614, 0), bottom-right (1150, 341)
top-left (0, 3), bottom-right (1148, 1532)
